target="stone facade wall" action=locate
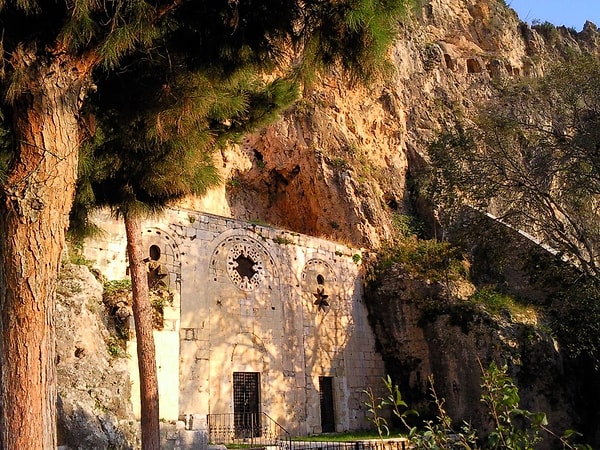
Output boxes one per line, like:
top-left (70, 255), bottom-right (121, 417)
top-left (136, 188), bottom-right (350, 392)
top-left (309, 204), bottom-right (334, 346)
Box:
top-left (83, 208), bottom-right (386, 436)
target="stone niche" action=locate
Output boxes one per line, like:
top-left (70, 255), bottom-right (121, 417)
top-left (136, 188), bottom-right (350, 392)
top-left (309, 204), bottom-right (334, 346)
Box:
top-left (83, 208), bottom-right (386, 437)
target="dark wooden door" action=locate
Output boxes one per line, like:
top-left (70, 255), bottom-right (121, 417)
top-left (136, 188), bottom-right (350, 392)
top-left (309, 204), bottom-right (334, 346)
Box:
top-left (319, 376), bottom-right (335, 433)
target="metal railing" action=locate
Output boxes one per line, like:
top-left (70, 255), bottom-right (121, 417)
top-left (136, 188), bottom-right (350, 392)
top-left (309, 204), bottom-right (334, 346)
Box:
top-left (207, 412), bottom-right (292, 450)
top-left (291, 439), bottom-right (410, 450)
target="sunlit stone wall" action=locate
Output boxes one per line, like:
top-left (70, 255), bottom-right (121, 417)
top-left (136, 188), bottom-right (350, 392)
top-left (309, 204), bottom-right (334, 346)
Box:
top-left (83, 208), bottom-right (385, 436)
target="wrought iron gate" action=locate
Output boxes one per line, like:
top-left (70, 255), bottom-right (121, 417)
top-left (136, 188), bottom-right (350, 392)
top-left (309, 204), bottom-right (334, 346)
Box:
top-left (233, 372), bottom-right (261, 438)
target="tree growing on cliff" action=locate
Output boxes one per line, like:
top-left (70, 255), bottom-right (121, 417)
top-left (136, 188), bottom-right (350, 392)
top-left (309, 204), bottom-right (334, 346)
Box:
top-left (0, 1), bottom-right (413, 448)
top-left (427, 55), bottom-right (600, 377)
top-left (428, 55), bottom-right (600, 281)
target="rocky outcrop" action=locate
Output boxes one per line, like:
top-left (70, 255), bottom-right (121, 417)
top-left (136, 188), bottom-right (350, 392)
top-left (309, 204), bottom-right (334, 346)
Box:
top-left (55, 1), bottom-right (600, 447)
top-left (365, 262), bottom-right (594, 448)
top-left (56, 263), bottom-right (138, 449)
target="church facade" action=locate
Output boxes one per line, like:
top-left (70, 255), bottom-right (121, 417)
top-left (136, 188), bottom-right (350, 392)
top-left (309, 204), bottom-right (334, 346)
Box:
top-left (83, 208), bottom-right (386, 436)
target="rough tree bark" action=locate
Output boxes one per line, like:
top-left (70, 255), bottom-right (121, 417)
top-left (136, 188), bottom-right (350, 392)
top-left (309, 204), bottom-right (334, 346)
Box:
top-left (0, 57), bottom-right (88, 449)
top-left (125, 213), bottom-right (161, 450)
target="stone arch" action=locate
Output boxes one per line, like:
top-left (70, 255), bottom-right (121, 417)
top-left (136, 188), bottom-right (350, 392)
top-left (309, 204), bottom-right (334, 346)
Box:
top-left (141, 227), bottom-right (182, 289)
top-left (301, 259), bottom-right (337, 312)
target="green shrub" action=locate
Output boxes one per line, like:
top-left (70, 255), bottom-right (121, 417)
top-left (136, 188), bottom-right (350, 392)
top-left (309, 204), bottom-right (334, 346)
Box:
top-left (469, 287), bottom-right (536, 320)
top-left (391, 213), bottom-right (424, 238)
top-left (375, 238), bottom-right (467, 283)
top-left (365, 362), bottom-right (592, 449)
top-left (103, 279), bottom-right (132, 297)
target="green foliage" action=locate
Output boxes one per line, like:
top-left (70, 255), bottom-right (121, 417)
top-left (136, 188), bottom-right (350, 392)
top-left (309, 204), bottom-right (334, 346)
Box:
top-left (391, 213), bottom-right (424, 238)
top-left (426, 54), bottom-right (600, 374)
top-left (150, 288), bottom-right (173, 330)
top-left (103, 279), bottom-right (132, 297)
top-left (469, 287), bottom-right (536, 319)
top-left (408, 376), bottom-right (478, 449)
top-left (550, 277), bottom-right (600, 369)
top-left (365, 364), bottom-right (591, 449)
top-left (375, 237), bottom-right (467, 283)
top-left (296, 0), bottom-right (415, 86)
top-left (381, 375), bottom-right (418, 429)
top-left (481, 361), bottom-right (545, 449)
top-left (273, 235), bottom-right (294, 245)
top-left (363, 386), bottom-right (391, 439)
top-left (292, 432), bottom-right (384, 442)
top-left (427, 55), bottom-right (600, 281)
top-left (106, 336), bottom-right (126, 358)
top-left (330, 157), bottom-right (350, 169)
top-left (532, 20), bottom-right (560, 45)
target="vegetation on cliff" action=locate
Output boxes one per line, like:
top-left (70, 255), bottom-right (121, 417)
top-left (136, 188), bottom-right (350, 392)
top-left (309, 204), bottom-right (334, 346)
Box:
top-left (428, 55), bottom-right (600, 281)
top-left (425, 54), bottom-right (600, 373)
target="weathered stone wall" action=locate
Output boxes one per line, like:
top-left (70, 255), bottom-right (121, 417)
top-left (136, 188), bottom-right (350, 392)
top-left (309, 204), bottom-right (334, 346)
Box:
top-left (83, 208), bottom-right (386, 436)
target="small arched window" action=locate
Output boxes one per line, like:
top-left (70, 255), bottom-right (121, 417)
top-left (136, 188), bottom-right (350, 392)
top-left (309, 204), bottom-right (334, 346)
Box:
top-left (149, 245), bottom-right (161, 261)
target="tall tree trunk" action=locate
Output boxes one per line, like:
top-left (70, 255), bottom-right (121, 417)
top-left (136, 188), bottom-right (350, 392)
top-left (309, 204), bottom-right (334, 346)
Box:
top-left (124, 212), bottom-right (161, 449)
top-left (0, 58), bottom-right (88, 449)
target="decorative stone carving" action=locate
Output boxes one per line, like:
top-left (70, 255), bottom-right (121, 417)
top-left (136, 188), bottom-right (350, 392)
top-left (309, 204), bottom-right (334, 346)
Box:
top-left (226, 242), bottom-right (265, 290)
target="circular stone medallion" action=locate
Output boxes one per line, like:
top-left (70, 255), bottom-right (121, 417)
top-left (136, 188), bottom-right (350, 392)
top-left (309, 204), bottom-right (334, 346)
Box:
top-left (226, 242), bottom-right (265, 290)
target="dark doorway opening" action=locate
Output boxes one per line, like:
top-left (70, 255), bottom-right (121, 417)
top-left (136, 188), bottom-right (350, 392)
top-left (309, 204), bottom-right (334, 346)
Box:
top-left (319, 376), bottom-right (335, 432)
top-left (233, 372), bottom-right (261, 438)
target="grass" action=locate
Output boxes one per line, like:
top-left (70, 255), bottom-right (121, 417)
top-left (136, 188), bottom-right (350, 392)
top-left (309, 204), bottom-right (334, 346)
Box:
top-left (373, 237), bottom-right (467, 283)
top-left (469, 287), bottom-right (538, 323)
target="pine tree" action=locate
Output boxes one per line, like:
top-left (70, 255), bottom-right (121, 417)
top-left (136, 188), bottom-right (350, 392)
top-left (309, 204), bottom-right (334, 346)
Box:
top-left (0, 1), bottom-right (413, 447)
top-left (72, 61), bottom-right (298, 448)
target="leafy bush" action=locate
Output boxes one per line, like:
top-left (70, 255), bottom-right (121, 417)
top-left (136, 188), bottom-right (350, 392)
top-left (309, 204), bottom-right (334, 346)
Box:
top-left (103, 279), bottom-right (132, 297)
top-left (391, 213), bottom-right (424, 238)
top-left (365, 363), bottom-right (592, 449)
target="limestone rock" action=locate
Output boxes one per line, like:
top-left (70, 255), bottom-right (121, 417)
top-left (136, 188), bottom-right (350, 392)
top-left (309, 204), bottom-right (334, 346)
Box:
top-left (56, 263), bottom-right (139, 449)
top-left (366, 263), bottom-right (584, 443)
top-left (176, 0), bottom-right (600, 250)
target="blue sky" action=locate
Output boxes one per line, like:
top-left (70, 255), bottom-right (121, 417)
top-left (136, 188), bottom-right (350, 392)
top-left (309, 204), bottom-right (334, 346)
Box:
top-left (507, 0), bottom-right (600, 31)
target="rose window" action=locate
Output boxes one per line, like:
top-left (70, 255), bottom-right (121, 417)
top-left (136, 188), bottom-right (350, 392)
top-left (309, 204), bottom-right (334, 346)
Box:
top-left (226, 243), bottom-right (265, 290)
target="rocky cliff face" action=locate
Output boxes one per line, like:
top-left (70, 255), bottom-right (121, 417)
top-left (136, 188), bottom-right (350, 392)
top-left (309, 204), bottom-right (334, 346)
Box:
top-left (365, 263), bottom-right (589, 446)
top-left (57, 1), bottom-right (600, 447)
top-left (189, 0), bottom-right (600, 249)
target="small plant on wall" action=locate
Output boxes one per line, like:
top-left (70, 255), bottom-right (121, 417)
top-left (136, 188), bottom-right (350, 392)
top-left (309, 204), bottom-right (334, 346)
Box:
top-left (103, 279), bottom-right (133, 351)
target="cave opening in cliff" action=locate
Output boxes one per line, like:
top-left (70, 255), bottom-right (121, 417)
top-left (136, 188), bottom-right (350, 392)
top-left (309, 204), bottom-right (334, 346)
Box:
top-left (444, 54), bottom-right (454, 70)
top-left (467, 58), bottom-right (483, 74)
